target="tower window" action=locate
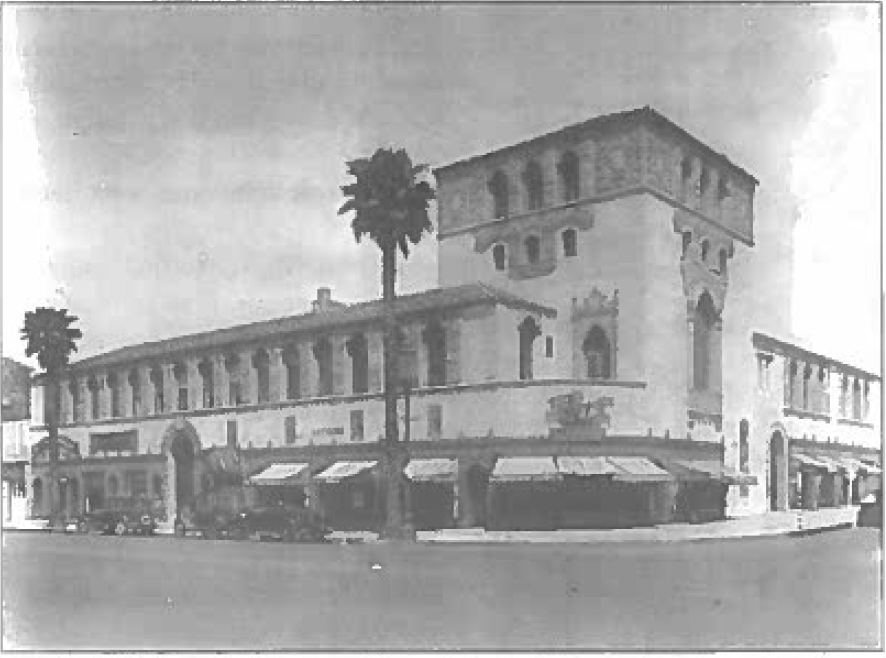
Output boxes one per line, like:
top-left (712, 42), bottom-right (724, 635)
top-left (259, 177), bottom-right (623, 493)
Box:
top-left (524, 160), bottom-right (544, 211)
top-left (562, 229), bottom-right (577, 258)
top-left (488, 171), bottom-right (509, 219)
top-left (492, 244), bottom-right (506, 271)
top-left (681, 232), bottom-right (692, 259)
top-left (558, 151), bottom-right (580, 202)
top-left (583, 326), bottom-right (611, 379)
top-left (525, 235), bottom-right (540, 264)
top-left (545, 336), bottom-right (554, 358)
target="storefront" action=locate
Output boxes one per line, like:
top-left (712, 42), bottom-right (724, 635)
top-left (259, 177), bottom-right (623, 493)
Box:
top-left (314, 460), bottom-right (383, 530)
top-left (248, 462), bottom-right (310, 507)
top-left (404, 458), bottom-right (457, 530)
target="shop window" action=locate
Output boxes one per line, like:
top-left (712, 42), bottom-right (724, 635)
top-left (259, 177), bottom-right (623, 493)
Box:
top-left (583, 326), bottom-right (611, 379)
top-left (562, 229), bottom-right (577, 258)
top-left (128, 369), bottom-right (141, 417)
top-left (492, 244), bottom-right (506, 271)
top-left (285, 416), bottom-right (298, 445)
top-left (518, 317), bottom-right (541, 380)
top-left (427, 404), bottom-right (442, 440)
top-left (558, 151), bottom-right (580, 202)
top-left (350, 409), bottom-right (364, 443)
top-left (253, 349), bottom-right (270, 404)
top-left (692, 292), bottom-right (717, 391)
top-left (524, 160), bottom-right (544, 211)
top-left (347, 334), bottom-right (369, 394)
top-left (174, 362), bottom-right (188, 411)
top-left (226, 420), bottom-right (237, 449)
top-left (488, 171), bottom-right (509, 219)
top-left (545, 336), bottom-right (554, 358)
top-left (525, 235), bottom-right (540, 264)
top-left (199, 358), bottom-right (214, 408)
top-left (313, 339), bottom-right (333, 396)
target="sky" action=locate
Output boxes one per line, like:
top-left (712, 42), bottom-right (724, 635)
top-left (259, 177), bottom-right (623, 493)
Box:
top-left (2, 4), bottom-right (880, 372)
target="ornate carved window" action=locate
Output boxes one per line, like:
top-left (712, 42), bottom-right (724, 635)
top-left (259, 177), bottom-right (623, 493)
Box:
top-left (582, 326), bottom-right (611, 379)
top-left (692, 291), bottom-right (717, 391)
top-left (488, 171), bottom-right (509, 219)
top-left (562, 229), bottom-right (577, 258)
top-left (571, 288), bottom-right (619, 380)
top-left (492, 243), bottom-right (506, 271)
top-left (558, 151), bottom-right (580, 202)
top-left (523, 160), bottom-right (544, 211)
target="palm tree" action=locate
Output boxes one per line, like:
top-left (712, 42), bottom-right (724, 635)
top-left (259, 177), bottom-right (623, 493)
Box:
top-left (21, 307), bottom-right (82, 527)
top-left (339, 148), bottom-right (435, 539)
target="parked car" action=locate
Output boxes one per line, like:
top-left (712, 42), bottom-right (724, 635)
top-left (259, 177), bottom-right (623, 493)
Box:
top-left (77, 509), bottom-right (158, 536)
top-left (857, 491), bottom-right (882, 528)
top-left (176, 505), bottom-right (330, 543)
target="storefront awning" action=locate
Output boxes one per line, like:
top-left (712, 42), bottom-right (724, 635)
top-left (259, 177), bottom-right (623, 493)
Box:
top-left (792, 453), bottom-right (837, 473)
top-left (404, 458), bottom-right (458, 483)
top-left (249, 462), bottom-right (309, 486)
top-left (608, 457), bottom-right (675, 483)
top-left (490, 457), bottom-right (561, 483)
top-left (810, 454), bottom-right (850, 473)
top-left (556, 456), bottom-right (618, 477)
top-left (314, 461), bottom-right (378, 484)
top-left (670, 460), bottom-right (758, 486)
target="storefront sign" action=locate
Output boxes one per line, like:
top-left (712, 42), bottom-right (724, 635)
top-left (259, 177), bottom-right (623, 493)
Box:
top-left (311, 426), bottom-right (345, 437)
top-left (89, 430), bottom-right (138, 455)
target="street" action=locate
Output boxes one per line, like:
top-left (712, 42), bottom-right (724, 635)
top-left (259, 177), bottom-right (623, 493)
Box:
top-left (2, 528), bottom-right (881, 650)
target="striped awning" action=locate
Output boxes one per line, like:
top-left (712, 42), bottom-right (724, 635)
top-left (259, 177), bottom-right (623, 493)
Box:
top-left (404, 458), bottom-right (458, 483)
top-left (556, 456), bottom-right (619, 477)
top-left (490, 457), bottom-right (561, 483)
top-left (249, 463), bottom-right (309, 486)
top-left (608, 457), bottom-right (675, 483)
top-left (792, 453), bottom-right (837, 473)
top-left (314, 461), bottom-right (378, 483)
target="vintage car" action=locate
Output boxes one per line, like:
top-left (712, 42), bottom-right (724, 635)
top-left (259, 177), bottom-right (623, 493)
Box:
top-left (77, 508), bottom-right (158, 536)
top-left (176, 505), bottom-right (330, 543)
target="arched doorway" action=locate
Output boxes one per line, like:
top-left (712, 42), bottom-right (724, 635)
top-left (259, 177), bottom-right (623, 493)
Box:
top-left (769, 430), bottom-right (788, 511)
top-left (161, 420), bottom-right (202, 518)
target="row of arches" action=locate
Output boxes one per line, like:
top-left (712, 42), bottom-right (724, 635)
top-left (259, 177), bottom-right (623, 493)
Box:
top-left (488, 151), bottom-right (581, 219)
top-left (491, 229), bottom-right (578, 272)
top-left (681, 230), bottom-right (729, 275)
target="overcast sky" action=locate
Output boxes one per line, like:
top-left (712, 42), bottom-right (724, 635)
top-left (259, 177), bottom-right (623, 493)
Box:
top-left (3, 4), bottom-right (880, 371)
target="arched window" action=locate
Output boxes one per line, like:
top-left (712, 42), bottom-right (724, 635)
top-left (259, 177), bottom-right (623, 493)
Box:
top-left (558, 151), bottom-right (580, 202)
top-left (347, 334), bottom-right (369, 394)
top-left (252, 349), bottom-right (270, 404)
top-left (492, 244), bottom-right (506, 271)
top-left (562, 229), bottom-right (577, 258)
top-left (681, 232), bottom-right (692, 260)
top-left (700, 240), bottom-right (710, 264)
top-left (128, 369), bottom-right (141, 417)
top-left (719, 248), bottom-right (728, 274)
top-left (107, 373), bottom-right (120, 417)
top-left (692, 292), bottom-right (717, 390)
top-left (225, 354), bottom-right (244, 405)
top-left (150, 365), bottom-right (164, 413)
top-left (524, 160), bottom-right (544, 211)
top-left (582, 326), bottom-right (611, 379)
top-left (87, 376), bottom-right (101, 420)
top-left (525, 235), bottom-right (540, 264)
top-left (488, 171), bottom-right (509, 218)
top-left (282, 346), bottom-right (300, 400)
top-left (518, 317), bottom-right (541, 380)
top-left (313, 339), bottom-right (333, 396)
top-left (198, 358), bottom-right (214, 408)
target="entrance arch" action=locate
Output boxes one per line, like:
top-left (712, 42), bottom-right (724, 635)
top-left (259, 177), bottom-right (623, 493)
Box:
top-left (161, 419), bottom-right (202, 517)
top-left (769, 429), bottom-right (788, 511)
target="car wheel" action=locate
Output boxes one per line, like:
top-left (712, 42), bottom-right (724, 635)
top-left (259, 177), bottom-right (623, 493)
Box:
top-left (113, 521), bottom-right (127, 536)
top-left (174, 520), bottom-right (186, 538)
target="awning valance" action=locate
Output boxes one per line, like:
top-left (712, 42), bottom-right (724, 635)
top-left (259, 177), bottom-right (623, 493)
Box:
top-left (314, 461), bottom-right (378, 484)
top-left (404, 458), bottom-right (458, 483)
top-left (792, 453), bottom-right (837, 473)
top-left (608, 457), bottom-right (675, 483)
top-left (249, 463), bottom-right (309, 486)
top-left (490, 457), bottom-right (561, 483)
top-left (556, 456), bottom-right (618, 477)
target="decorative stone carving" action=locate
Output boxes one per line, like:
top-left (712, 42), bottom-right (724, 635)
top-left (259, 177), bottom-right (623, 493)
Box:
top-left (546, 391), bottom-right (614, 441)
top-left (571, 288), bottom-right (619, 379)
top-left (571, 287), bottom-right (619, 321)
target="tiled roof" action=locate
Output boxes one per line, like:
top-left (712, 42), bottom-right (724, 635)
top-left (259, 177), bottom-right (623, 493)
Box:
top-left (752, 332), bottom-right (881, 381)
top-left (434, 106), bottom-right (758, 184)
top-left (69, 283), bottom-right (556, 373)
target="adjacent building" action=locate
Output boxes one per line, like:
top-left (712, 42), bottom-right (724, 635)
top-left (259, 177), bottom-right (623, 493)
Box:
top-left (3, 357), bottom-right (34, 526)
top-left (26, 107), bottom-right (881, 531)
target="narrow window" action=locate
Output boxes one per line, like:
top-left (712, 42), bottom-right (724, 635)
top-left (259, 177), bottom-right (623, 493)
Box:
top-left (583, 326), bottom-right (611, 379)
top-left (802, 364), bottom-right (812, 410)
top-left (174, 362), bottom-right (188, 411)
top-left (128, 369), bottom-right (140, 417)
top-left (863, 381), bottom-right (870, 420)
top-left (562, 229), bottom-right (577, 258)
top-left (427, 404), bottom-right (442, 440)
top-left (699, 168), bottom-right (710, 198)
top-left (252, 349), bottom-right (270, 404)
top-left (152, 474), bottom-right (163, 498)
top-left (283, 347), bottom-right (300, 400)
top-left (739, 419), bottom-right (750, 498)
top-left (347, 334), bottom-right (369, 394)
top-left (518, 317), bottom-right (541, 380)
top-left (719, 249), bottom-right (728, 275)
top-left (545, 336), bottom-right (554, 358)
top-left (88, 376), bottom-right (100, 420)
top-left (424, 322), bottom-right (446, 387)
top-left (69, 379), bottom-right (81, 423)
top-left (225, 354), bottom-right (243, 406)
top-left (107, 474), bottom-right (119, 498)
top-left (524, 160), bottom-right (544, 210)
top-left (681, 232), bottom-right (692, 260)
top-left (558, 151), bottom-right (580, 202)
top-left (106, 373), bottom-right (120, 418)
top-left (32, 478), bottom-right (43, 513)
top-left (852, 378), bottom-right (862, 420)
top-left (285, 415), bottom-right (298, 445)
top-left (226, 420), bottom-right (237, 449)
top-left (313, 339), bottom-right (333, 396)
top-left (700, 240), bottom-right (710, 264)
top-left (150, 365), bottom-right (164, 414)
top-left (350, 409), bottom-right (364, 443)
top-left (489, 171), bottom-right (509, 218)
top-left (525, 235), bottom-right (540, 264)
top-left (818, 366), bottom-right (829, 415)
top-left (680, 157), bottom-right (693, 201)
top-left (693, 292), bottom-right (716, 390)
top-left (839, 374), bottom-right (849, 416)
top-left (492, 244), bottom-right (506, 271)
top-left (199, 358), bottom-right (214, 408)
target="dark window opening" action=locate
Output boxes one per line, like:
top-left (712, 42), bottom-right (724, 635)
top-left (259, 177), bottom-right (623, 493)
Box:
top-left (347, 334), bottom-right (369, 394)
top-left (314, 339), bottom-right (333, 396)
top-left (518, 317), bottom-right (541, 380)
top-left (226, 420), bottom-right (237, 449)
top-left (489, 171), bottom-right (509, 218)
top-left (427, 404), bottom-right (442, 440)
top-left (107, 373), bottom-right (120, 418)
top-left (681, 232), bottom-right (692, 260)
top-left (562, 229), bottom-right (577, 258)
top-left (150, 366), bottom-right (164, 414)
top-left (693, 292), bottom-right (717, 390)
top-left (128, 369), bottom-right (140, 417)
top-left (253, 349), bottom-right (270, 404)
top-left (424, 322), bottom-right (446, 387)
top-left (492, 244), bottom-right (506, 271)
top-left (719, 249), bottom-right (728, 274)
top-left (173, 362), bottom-right (188, 411)
top-left (350, 410), bottom-right (364, 443)
top-left (198, 358), bottom-right (214, 408)
top-left (524, 161), bottom-right (544, 211)
top-left (701, 240), bottom-right (710, 263)
top-left (285, 415), bottom-right (298, 445)
top-left (545, 336), bottom-right (554, 358)
top-left (558, 151), bottom-right (580, 202)
top-left (225, 354), bottom-right (244, 406)
top-left (525, 235), bottom-right (540, 264)
top-left (88, 376), bottom-right (100, 420)
top-left (583, 326), bottom-right (612, 379)
top-left (283, 347), bottom-right (300, 400)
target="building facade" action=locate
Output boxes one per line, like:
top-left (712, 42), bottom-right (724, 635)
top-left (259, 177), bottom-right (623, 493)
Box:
top-left (27, 107), bottom-right (881, 531)
top-left (3, 357), bottom-right (34, 526)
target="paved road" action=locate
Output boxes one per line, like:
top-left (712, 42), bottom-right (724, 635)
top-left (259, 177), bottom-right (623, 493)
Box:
top-left (2, 528), bottom-right (881, 650)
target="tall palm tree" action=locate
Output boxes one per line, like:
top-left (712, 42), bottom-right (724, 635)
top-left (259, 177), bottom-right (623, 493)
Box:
top-left (21, 307), bottom-right (82, 526)
top-left (339, 148), bottom-right (435, 539)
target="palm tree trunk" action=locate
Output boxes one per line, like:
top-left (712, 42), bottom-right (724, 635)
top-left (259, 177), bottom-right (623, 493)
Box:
top-left (380, 242), bottom-right (406, 538)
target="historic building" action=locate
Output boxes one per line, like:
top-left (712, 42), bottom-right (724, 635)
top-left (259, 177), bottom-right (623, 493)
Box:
top-left (3, 357), bottom-right (34, 526)
top-left (26, 107), bottom-right (881, 531)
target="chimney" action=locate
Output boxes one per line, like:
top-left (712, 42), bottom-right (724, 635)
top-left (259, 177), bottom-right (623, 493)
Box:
top-left (312, 287), bottom-right (332, 313)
